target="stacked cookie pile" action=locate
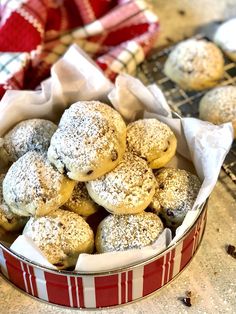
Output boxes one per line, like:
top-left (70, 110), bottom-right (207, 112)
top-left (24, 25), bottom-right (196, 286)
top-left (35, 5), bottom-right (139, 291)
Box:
top-left (0, 101), bottom-right (201, 269)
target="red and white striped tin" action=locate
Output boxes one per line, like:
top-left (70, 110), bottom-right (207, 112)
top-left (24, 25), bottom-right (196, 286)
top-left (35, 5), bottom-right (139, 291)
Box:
top-left (0, 202), bottom-right (207, 309)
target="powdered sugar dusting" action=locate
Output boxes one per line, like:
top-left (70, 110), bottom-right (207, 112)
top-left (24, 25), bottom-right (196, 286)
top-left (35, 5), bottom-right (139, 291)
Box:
top-left (96, 212), bottom-right (163, 252)
top-left (23, 209), bottom-right (94, 266)
top-left (199, 86), bottom-right (236, 124)
top-left (126, 119), bottom-right (175, 160)
top-left (164, 39), bottom-right (224, 89)
top-left (3, 119), bottom-right (57, 162)
top-left (150, 168), bottom-right (201, 228)
top-left (48, 101), bottom-right (126, 180)
top-left (3, 151), bottom-right (74, 216)
top-left (86, 152), bottom-right (156, 212)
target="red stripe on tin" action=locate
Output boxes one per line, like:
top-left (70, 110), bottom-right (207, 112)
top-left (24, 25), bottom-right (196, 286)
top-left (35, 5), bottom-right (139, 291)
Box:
top-left (121, 272), bottom-right (126, 304)
top-left (77, 277), bottom-right (85, 308)
top-left (180, 225), bottom-right (197, 270)
top-left (44, 272), bottom-right (71, 307)
top-left (28, 265), bottom-right (38, 297)
top-left (128, 271), bottom-right (133, 302)
top-left (143, 256), bottom-right (164, 296)
top-left (3, 251), bottom-right (26, 291)
top-left (22, 263), bottom-right (32, 295)
top-left (169, 249), bottom-right (176, 280)
top-left (95, 274), bottom-right (119, 307)
top-left (70, 277), bottom-right (78, 308)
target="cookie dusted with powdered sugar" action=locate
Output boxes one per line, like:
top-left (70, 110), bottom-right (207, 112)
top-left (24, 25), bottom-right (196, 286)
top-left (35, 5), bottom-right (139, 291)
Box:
top-left (213, 18), bottom-right (236, 62)
top-left (164, 39), bottom-right (224, 90)
top-left (63, 182), bottom-right (99, 218)
top-left (48, 101), bottom-right (126, 181)
top-left (95, 212), bottom-right (163, 253)
top-left (86, 152), bottom-right (156, 215)
top-left (126, 119), bottom-right (177, 169)
top-left (149, 168), bottom-right (201, 228)
top-left (3, 151), bottom-right (75, 217)
top-left (0, 174), bottom-right (28, 231)
top-left (1, 119), bottom-right (57, 164)
top-left (199, 86), bottom-right (236, 138)
top-left (23, 209), bottom-right (94, 269)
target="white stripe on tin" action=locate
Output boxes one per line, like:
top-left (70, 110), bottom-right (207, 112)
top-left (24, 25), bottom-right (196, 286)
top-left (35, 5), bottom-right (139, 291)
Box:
top-left (0, 248), bottom-right (8, 278)
top-left (166, 252), bottom-right (172, 282)
top-left (26, 264), bottom-right (35, 296)
top-left (126, 272), bottom-right (128, 303)
top-left (75, 277), bottom-right (81, 307)
top-left (20, 262), bottom-right (29, 293)
top-left (82, 276), bottom-right (96, 308)
top-left (132, 267), bottom-right (143, 299)
top-left (67, 277), bottom-right (73, 307)
top-left (161, 253), bottom-right (167, 286)
top-left (33, 268), bottom-right (49, 301)
top-left (118, 273), bottom-right (122, 304)
top-left (172, 242), bottom-right (183, 277)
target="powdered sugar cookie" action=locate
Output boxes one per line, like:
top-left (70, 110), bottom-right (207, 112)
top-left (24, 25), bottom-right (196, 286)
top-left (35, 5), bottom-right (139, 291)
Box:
top-left (95, 212), bottom-right (163, 253)
top-left (149, 168), bottom-right (201, 228)
top-left (126, 119), bottom-right (177, 168)
top-left (48, 101), bottom-right (126, 181)
top-left (63, 182), bottom-right (99, 217)
top-left (164, 39), bottom-right (224, 90)
top-left (213, 18), bottom-right (236, 62)
top-left (3, 151), bottom-right (75, 217)
top-left (86, 152), bottom-right (156, 215)
top-left (1, 119), bottom-right (57, 163)
top-left (199, 86), bottom-right (236, 138)
top-left (23, 209), bottom-right (94, 269)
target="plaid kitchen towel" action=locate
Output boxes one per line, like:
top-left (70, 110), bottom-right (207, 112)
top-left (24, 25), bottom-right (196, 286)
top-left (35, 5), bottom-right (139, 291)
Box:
top-left (0, 0), bottom-right (159, 99)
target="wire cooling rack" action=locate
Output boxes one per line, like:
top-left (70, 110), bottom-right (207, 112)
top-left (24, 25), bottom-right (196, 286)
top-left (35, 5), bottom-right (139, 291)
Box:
top-left (136, 37), bottom-right (236, 184)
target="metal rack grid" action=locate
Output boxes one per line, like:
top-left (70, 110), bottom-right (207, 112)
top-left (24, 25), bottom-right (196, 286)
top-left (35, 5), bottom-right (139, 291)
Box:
top-left (136, 38), bottom-right (236, 184)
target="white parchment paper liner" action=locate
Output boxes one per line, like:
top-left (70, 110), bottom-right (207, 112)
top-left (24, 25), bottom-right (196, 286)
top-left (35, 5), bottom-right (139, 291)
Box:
top-left (0, 44), bottom-right (232, 272)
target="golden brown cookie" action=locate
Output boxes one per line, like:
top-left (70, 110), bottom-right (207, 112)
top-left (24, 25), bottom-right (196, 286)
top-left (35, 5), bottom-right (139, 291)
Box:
top-left (86, 152), bottom-right (156, 215)
top-left (126, 119), bottom-right (177, 168)
top-left (164, 39), bottom-right (224, 90)
top-left (23, 209), bottom-right (94, 269)
top-left (63, 182), bottom-right (99, 218)
top-left (199, 86), bottom-right (236, 138)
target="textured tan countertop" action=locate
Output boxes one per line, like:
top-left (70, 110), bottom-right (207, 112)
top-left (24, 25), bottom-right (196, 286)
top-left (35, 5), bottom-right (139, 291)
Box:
top-left (1, 1), bottom-right (236, 313)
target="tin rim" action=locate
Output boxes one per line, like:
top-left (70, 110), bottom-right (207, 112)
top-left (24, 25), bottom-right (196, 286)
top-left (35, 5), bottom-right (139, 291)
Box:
top-left (0, 201), bottom-right (207, 276)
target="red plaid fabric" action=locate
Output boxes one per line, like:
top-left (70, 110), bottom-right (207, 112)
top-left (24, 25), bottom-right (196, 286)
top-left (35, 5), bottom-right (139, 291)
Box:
top-left (0, 0), bottom-right (159, 99)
